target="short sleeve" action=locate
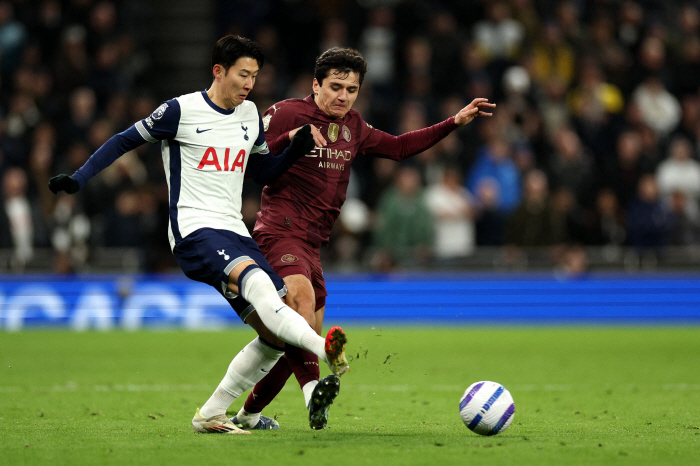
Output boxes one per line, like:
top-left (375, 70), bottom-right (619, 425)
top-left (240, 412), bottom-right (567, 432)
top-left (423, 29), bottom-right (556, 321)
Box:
top-left (134, 99), bottom-right (181, 143)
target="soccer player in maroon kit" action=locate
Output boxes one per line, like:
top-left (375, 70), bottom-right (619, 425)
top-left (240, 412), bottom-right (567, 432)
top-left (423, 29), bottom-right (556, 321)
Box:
top-left (232, 48), bottom-right (495, 430)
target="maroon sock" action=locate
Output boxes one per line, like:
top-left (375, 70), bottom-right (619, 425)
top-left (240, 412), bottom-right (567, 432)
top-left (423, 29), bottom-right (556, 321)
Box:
top-left (243, 355), bottom-right (293, 414)
top-left (286, 344), bottom-right (320, 389)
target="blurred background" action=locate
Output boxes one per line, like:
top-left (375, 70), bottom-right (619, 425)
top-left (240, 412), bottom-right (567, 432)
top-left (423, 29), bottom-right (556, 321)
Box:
top-left (1, 0), bottom-right (700, 278)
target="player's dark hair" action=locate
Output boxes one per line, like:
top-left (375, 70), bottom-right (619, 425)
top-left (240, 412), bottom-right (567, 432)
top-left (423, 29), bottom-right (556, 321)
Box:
top-left (314, 48), bottom-right (368, 86)
top-left (211, 35), bottom-right (264, 71)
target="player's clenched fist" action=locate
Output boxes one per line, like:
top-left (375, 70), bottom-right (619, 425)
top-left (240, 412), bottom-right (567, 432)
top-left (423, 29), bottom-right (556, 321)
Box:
top-left (48, 174), bottom-right (80, 194)
top-left (286, 124), bottom-right (316, 160)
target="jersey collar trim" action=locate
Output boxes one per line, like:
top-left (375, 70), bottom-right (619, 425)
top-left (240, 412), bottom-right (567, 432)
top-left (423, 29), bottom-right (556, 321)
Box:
top-left (201, 90), bottom-right (235, 115)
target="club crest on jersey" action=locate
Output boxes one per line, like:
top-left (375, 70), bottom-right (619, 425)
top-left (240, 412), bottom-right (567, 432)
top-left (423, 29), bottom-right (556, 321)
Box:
top-left (328, 123), bottom-right (339, 142)
top-left (241, 123), bottom-right (249, 140)
top-left (262, 114), bottom-right (272, 132)
top-left (151, 103), bottom-right (168, 120)
top-left (281, 254), bottom-right (298, 263)
top-left (342, 125), bottom-right (351, 142)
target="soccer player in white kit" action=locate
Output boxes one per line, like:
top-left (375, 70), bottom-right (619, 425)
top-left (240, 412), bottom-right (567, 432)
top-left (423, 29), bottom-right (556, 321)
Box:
top-left (48, 35), bottom-right (349, 434)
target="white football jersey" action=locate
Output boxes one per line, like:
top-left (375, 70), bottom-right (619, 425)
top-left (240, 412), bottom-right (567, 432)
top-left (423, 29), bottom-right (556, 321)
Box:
top-left (134, 91), bottom-right (268, 249)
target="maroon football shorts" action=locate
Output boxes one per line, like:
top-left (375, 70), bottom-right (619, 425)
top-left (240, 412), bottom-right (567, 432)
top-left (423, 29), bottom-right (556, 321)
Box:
top-left (253, 231), bottom-right (327, 311)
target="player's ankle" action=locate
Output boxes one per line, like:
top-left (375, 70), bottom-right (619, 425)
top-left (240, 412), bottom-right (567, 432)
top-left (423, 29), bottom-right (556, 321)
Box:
top-left (236, 407), bottom-right (262, 428)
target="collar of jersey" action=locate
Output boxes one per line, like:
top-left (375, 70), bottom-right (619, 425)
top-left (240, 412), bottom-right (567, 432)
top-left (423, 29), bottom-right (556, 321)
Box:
top-left (201, 90), bottom-right (236, 115)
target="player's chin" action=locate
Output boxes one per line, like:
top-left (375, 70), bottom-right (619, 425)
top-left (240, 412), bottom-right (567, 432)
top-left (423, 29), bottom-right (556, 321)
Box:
top-left (330, 108), bottom-right (349, 119)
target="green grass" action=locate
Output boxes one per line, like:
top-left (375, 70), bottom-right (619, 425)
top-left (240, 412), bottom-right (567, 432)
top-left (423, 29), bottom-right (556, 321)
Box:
top-left (1, 327), bottom-right (699, 465)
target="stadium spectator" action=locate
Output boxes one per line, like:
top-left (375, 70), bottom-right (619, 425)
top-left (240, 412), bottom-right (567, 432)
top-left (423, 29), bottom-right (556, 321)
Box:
top-left (424, 167), bottom-right (475, 260)
top-left (474, 177), bottom-right (507, 246)
top-left (590, 188), bottom-right (627, 247)
top-left (668, 190), bottom-right (700, 246)
top-left (632, 75), bottom-right (681, 139)
top-left (373, 166), bottom-right (434, 269)
top-left (626, 174), bottom-right (674, 252)
top-left (0, 167), bottom-right (48, 267)
top-left (505, 169), bottom-right (564, 247)
top-left (466, 120), bottom-right (521, 213)
top-left (656, 136), bottom-right (700, 221)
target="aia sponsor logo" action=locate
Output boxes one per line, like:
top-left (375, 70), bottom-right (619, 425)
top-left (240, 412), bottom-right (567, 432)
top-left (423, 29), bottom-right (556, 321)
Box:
top-left (281, 254), bottom-right (298, 263)
top-left (197, 147), bottom-right (246, 171)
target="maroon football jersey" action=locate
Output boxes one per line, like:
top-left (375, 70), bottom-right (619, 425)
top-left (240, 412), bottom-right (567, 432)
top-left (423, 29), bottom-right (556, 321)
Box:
top-left (254, 95), bottom-right (457, 246)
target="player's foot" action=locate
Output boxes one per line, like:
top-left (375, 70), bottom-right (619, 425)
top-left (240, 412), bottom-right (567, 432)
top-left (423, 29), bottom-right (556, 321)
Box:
top-left (231, 414), bottom-right (279, 430)
top-left (191, 408), bottom-right (250, 434)
top-left (308, 375), bottom-right (340, 430)
top-left (325, 326), bottom-right (349, 376)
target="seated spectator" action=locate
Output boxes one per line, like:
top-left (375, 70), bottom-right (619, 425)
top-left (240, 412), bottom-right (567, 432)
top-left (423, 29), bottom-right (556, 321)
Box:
top-left (505, 169), bottom-right (564, 247)
top-left (668, 190), bottom-right (700, 246)
top-left (656, 136), bottom-right (700, 221)
top-left (424, 167), bottom-right (475, 260)
top-left (466, 124), bottom-right (521, 213)
top-left (590, 188), bottom-right (626, 246)
top-left (632, 75), bottom-right (681, 139)
top-left (0, 167), bottom-right (47, 267)
top-left (474, 178), bottom-right (507, 246)
top-left (372, 166), bottom-right (433, 270)
top-left (626, 174), bottom-right (674, 251)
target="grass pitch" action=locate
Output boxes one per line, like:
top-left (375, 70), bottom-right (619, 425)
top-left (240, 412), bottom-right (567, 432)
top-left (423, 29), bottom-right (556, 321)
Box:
top-left (1, 327), bottom-right (699, 465)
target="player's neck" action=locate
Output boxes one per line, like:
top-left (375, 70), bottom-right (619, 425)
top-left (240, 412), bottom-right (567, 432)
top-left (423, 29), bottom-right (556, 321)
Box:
top-left (207, 85), bottom-right (238, 111)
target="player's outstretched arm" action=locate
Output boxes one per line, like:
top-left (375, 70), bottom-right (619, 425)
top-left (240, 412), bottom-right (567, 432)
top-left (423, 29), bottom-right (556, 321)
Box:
top-left (48, 126), bottom-right (147, 194)
top-left (360, 97), bottom-right (496, 162)
top-left (454, 98), bottom-right (496, 126)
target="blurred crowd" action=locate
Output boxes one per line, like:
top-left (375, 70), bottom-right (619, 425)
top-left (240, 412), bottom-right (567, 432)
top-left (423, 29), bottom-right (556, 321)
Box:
top-left (3, 0), bottom-right (700, 273)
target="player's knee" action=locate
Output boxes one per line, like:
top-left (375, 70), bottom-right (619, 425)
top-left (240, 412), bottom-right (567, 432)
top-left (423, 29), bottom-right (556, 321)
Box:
top-left (287, 294), bottom-right (316, 326)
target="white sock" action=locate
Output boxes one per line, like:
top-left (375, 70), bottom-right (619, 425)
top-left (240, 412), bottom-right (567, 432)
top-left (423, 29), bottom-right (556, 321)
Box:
top-left (235, 407), bottom-right (261, 429)
top-left (302, 380), bottom-right (319, 409)
top-left (241, 270), bottom-right (326, 362)
top-left (199, 337), bottom-right (283, 418)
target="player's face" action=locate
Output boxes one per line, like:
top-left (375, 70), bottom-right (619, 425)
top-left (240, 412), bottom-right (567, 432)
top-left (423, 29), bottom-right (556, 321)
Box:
top-left (312, 70), bottom-right (360, 119)
top-left (216, 57), bottom-right (259, 108)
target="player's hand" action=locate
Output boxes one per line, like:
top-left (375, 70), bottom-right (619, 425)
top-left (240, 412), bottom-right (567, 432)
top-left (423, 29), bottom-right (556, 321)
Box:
top-left (454, 98), bottom-right (496, 126)
top-left (287, 124), bottom-right (316, 159)
top-left (289, 124), bottom-right (326, 147)
top-left (48, 174), bottom-right (80, 194)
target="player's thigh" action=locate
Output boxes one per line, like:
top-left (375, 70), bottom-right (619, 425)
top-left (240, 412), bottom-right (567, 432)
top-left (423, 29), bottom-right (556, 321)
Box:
top-left (283, 274), bottom-right (316, 325)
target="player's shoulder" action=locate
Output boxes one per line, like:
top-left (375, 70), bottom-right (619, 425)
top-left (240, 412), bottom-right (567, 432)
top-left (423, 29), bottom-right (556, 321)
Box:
top-left (237, 100), bottom-right (260, 118)
top-left (266, 98), bottom-right (308, 114)
top-left (345, 108), bottom-right (372, 130)
top-left (173, 90), bottom-right (202, 105)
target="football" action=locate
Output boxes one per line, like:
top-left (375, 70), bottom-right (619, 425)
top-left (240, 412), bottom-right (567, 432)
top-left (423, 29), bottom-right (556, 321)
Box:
top-left (459, 381), bottom-right (515, 436)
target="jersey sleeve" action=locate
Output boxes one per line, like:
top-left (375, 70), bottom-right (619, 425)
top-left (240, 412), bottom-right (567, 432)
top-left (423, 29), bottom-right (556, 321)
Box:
top-left (262, 101), bottom-right (297, 155)
top-left (71, 125), bottom-right (146, 189)
top-left (358, 116), bottom-right (458, 161)
top-left (71, 100), bottom-right (182, 190)
top-left (134, 99), bottom-right (181, 142)
top-left (246, 113), bottom-right (305, 186)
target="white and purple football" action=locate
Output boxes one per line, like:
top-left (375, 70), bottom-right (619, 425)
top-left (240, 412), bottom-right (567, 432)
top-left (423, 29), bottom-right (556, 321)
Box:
top-left (459, 381), bottom-right (515, 436)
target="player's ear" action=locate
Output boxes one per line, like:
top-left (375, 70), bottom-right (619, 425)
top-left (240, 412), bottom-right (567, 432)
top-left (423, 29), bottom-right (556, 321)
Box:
top-left (312, 78), bottom-right (320, 95)
top-left (212, 64), bottom-right (223, 81)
